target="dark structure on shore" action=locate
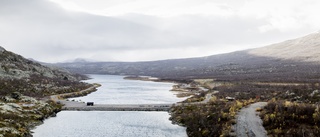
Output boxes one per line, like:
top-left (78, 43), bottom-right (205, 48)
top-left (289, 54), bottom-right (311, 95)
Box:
top-left (87, 102), bottom-right (94, 106)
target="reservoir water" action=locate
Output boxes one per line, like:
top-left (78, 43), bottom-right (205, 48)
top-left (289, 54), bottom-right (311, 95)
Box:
top-left (32, 75), bottom-right (187, 137)
top-left (69, 74), bottom-right (185, 104)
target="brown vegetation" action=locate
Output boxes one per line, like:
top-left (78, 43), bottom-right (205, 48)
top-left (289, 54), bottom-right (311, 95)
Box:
top-left (170, 98), bottom-right (255, 137)
top-left (170, 79), bottom-right (320, 136)
top-left (260, 99), bottom-right (320, 136)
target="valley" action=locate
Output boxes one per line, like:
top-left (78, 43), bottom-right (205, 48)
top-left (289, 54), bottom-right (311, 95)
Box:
top-left (55, 33), bottom-right (320, 136)
top-left (1, 33), bottom-right (320, 136)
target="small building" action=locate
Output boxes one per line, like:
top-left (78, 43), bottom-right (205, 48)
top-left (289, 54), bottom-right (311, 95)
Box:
top-left (87, 102), bottom-right (94, 106)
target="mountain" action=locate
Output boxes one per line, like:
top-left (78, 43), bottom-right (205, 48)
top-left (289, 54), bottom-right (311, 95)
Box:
top-left (249, 32), bottom-right (320, 62)
top-left (0, 46), bottom-right (89, 97)
top-left (55, 33), bottom-right (320, 82)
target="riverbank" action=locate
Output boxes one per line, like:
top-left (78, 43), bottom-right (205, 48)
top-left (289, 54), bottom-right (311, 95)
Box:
top-left (0, 84), bottom-right (101, 136)
top-left (123, 76), bottom-right (160, 81)
top-left (50, 83), bottom-right (101, 101)
top-left (0, 93), bottom-right (62, 137)
top-left (124, 76), bottom-right (210, 100)
top-left (49, 84), bottom-right (101, 109)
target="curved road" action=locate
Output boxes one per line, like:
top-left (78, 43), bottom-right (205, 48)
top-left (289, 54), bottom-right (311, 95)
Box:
top-left (235, 102), bottom-right (268, 137)
top-left (50, 84), bottom-right (100, 108)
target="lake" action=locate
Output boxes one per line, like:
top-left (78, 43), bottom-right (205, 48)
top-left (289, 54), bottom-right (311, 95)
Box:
top-left (68, 75), bottom-right (185, 104)
top-left (32, 75), bottom-right (187, 137)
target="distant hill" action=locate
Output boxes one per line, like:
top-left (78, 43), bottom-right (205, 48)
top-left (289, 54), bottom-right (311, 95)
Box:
top-left (0, 46), bottom-right (89, 97)
top-left (55, 33), bottom-right (320, 82)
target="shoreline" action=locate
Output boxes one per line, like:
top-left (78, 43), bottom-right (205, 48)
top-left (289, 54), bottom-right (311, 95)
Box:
top-left (30, 84), bottom-right (101, 135)
top-left (123, 75), bottom-right (209, 100)
top-left (50, 83), bottom-right (101, 101)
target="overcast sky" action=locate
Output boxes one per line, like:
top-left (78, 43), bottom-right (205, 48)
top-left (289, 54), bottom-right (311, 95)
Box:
top-left (0, 0), bottom-right (319, 63)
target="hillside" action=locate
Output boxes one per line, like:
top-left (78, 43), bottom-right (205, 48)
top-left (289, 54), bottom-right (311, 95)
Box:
top-left (249, 32), bottom-right (320, 62)
top-left (56, 32), bottom-right (320, 82)
top-left (0, 46), bottom-right (90, 97)
top-left (0, 46), bottom-right (92, 136)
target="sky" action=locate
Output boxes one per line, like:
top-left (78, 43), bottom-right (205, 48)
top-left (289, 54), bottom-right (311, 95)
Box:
top-left (0, 0), bottom-right (319, 63)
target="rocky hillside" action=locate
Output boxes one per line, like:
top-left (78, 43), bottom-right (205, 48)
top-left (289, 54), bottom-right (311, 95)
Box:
top-left (0, 46), bottom-right (91, 136)
top-left (0, 46), bottom-right (82, 80)
top-left (0, 46), bottom-right (90, 97)
top-left (56, 33), bottom-right (320, 82)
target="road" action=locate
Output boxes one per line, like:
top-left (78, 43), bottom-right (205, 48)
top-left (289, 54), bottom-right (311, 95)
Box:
top-left (201, 92), bottom-right (214, 103)
top-left (235, 102), bottom-right (268, 137)
top-left (50, 84), bottom-right (100, 108)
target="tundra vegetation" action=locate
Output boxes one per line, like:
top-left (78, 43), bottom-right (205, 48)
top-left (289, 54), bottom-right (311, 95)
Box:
top-left (260, 99), bottom-right (320, 136)
top-left (170, 98), bottom-right (255, 136)
top-left (169, 79), bottom-right (320, 137)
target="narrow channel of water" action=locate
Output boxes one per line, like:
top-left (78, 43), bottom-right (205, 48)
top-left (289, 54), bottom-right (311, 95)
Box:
top-left (32, 75), bottom-right (187, 137)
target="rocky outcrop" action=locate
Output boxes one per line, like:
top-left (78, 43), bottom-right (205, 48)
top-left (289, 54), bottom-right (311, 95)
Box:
top-left (0, 93), bottom-right (61, 137)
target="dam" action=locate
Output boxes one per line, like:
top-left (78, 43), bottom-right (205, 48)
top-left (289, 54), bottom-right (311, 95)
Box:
top-left (57, 99), bottom-right (174, 111)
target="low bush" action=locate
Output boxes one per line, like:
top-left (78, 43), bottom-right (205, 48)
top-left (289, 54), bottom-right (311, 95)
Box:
top-left (260, 100), bottom-right (320, 136)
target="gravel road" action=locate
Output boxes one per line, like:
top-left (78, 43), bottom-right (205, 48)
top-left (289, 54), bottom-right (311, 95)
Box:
top-left (235, 102), bottom-right (268, 137)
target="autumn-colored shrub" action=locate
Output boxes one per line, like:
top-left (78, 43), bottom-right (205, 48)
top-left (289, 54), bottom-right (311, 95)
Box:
top-left (170, 99), bottom-right (250, 137)
top-left (260, 100), bottom-right (320, 136)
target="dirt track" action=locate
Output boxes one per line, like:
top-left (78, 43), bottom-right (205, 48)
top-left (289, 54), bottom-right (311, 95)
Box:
top-left (235, 102), bottom-right (268, 137)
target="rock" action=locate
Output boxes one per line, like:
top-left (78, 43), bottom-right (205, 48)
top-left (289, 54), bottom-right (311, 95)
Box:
top-left (310, 90), bottom-right (319, 97)
top-left (11, 92), bottom-right (22, 100)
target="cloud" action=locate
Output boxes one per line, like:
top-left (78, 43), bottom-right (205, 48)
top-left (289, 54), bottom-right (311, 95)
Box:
top-left (0, 0), bottom-right (319, 63)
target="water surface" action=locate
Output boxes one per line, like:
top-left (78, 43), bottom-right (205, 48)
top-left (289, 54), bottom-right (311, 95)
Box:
top-left (33, 111), bottom-right (186, 137)
top-left (69, 75), bottom-right (186, 104)
top-left (32, 75), bottom-right (187, 137)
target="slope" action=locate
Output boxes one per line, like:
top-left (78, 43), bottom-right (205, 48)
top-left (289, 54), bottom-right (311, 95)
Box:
top-left (56, 32), bottom-right (320, 82)
top-left (249, 32), bottom-right (320, 63)
top-left (0, 46), bottom-right (89, 97)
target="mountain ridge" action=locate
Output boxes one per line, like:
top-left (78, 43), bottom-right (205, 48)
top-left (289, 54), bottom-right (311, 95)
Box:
top-left (55, 33), bottom-right (320, 82)
top-left (249, 32), bottom-right (320, 63)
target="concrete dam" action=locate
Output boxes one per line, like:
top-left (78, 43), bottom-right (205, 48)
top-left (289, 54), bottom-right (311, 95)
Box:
top-left (60, 100), bottom-right (174, 111)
